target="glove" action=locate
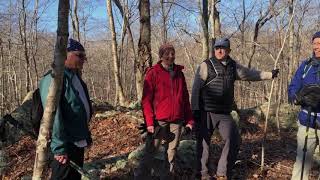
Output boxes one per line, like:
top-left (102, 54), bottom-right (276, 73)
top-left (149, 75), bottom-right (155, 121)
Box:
top-left (138, 123), bottom-right (147, 134)
top-left (295, 93), bottom-right (319, 109)
top-left (271, 69), bottom-right (279, 78)
top-left (192, 110), bottom-right (201, 121)
top-left (181, 126), bottom-right (192, 136)
top-left (295, 84), bottom-right (320, 109)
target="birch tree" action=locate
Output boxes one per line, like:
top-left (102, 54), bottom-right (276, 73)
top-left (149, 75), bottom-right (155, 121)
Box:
top-left (32, 0), bottom-right (69, 178)
top-left (106, 0), bottom-right (128, 106)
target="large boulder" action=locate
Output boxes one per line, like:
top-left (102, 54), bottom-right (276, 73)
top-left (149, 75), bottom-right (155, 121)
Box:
top-left (127, 140), bottom-right (213, 176)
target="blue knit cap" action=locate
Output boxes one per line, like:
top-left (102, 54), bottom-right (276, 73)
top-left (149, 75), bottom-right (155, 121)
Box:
top-left (67, 38), bottom-right (85, 52)
top-left (213, 37), bottom-right (230, 48)
top-left (312, 31), bottom-right (320, 41)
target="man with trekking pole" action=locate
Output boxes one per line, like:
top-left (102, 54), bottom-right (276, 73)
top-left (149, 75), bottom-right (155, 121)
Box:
top-left (39, 38), bottom-right (92, 180)
top-left (289, 31), bottom-right (320, 180)
top-left (191, 37), bottom-right (279, 180)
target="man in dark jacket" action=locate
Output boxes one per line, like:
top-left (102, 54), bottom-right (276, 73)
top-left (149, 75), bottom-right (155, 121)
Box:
top-left (39, 39), bottom-right (92, 180)
top-left (191, 37), bottom-right (279, 180)
top-left (134, 43), bottom-right (194, 180)
top-left (289, 32), bottom-right (320, 180)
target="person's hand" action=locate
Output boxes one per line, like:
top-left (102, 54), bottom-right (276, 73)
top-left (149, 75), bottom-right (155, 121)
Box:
top-left (271, 69), bottom-right (279, 78)
top-left (295, 92), bottom-right (319, 108)
top-left (147, 126), bottom-right (154, 134)
top-left (54, 154), bottom-right (68, 164)
top-left (186, 123), bottom-right (193, 131)
top-left (138, 123), bottom-right (147, 134)
top-left (183, 124), bottom-right (193, 135)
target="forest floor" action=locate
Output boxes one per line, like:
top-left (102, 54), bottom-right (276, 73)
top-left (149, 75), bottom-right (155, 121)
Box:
top-left (3, 110), bottom-right (320, 180)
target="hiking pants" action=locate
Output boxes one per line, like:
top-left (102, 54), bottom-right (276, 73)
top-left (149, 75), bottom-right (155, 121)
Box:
top-left (291, 122), bottom-right (320, 180)
top-left (50, 143), bottom-right (84, 180)
top-left (134, 120), bottom-right (182, 180)
top-left (196, 112), bottom-right (240, 179)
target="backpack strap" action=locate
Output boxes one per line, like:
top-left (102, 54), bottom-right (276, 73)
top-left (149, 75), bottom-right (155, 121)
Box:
top-left (302, 58), bottom-right (313, 79)
top-left (203, 58), bottom-right (237, 87)
top-left (203, 59), bottom-right (218, 87)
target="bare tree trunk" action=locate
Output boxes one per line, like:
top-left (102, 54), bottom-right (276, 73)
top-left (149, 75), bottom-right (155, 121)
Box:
top-left (32, 0), bottom-right (69, 178)
top-left (90, 77), bottom-right (97, 99)
top-left (31, 0), bottom-right (39, 85)
top-left (106, 0), bottom-right (127, 106)
top-left (160, 0), bottom-right (167, 44)
top-left (71, 0), bottom-right (80, 42)
top-left (18, 50), bottom-right (22, 104)
top-left (175, 29), bottom-right (196, 76)
top-left (137, 0), bottom-right (152, 102)
top-left (288, 0), bottom-right (294, 78)
top-left (199, 0), bottom-right (209, 60)
top-left (240, 0), bottom-right (246, 62)
top-left (19, 0), bottom-right (31, 93)
top-left (247, 0), bottom-right (278, 68)
top-left (160, 0), bottom-right (172, 44)
top-left (210, 0), bottom-right (221, 39)
top-left (275, 72), bottom-right (283, 136)
top-left (0, 38), bottom-right (4, 116)
top-left (112, 0), bottom-right (139, 101)
top-left (209, 0), bottom-right (221, 55)
top-left (261, 2), bottom-right (295, 171)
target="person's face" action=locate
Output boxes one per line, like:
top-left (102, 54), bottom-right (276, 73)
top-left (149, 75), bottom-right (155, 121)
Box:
top-left (214, 47), bottom-right (230, 60)
top-left (67, 51), bottom-right (87, 70)
top-left (161, 49), bottom-right (175, 65)
top-left (313, 38), bottom-right (320, 58)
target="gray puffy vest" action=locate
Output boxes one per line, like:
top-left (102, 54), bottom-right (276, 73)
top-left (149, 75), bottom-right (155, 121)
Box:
top-left (200, 57), bottom-right (236, 113)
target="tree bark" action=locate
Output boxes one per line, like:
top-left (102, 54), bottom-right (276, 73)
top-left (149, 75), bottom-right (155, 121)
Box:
top-left (111, 0), bottom-right (139, 101)
top-left (31, 0), bottom-right (39, 85)
top-left (0, 38), bottom-right (4, 117)
top-left (247, 0), bottom-right (278, 68)
top-left (160, 0), bottom-right (172, 44)
top-left (32, 0), bottom-right (69, 179)
top-left (137, 0), bottom-right (152, 102)
top-left (18, 0), bottom-right (31, 93)
top-left (71, 0), bottom-right (81, 42)
top-left (288, 0), bottom-right (294, 77)
top-left (210, 0), bottom-right (221, 39)
top-left (210, 0), bottom-right (221, 56)
top-left (199, 0), bottom-right (209, 60)
top-left (106, 0), bottom-right (127, 106)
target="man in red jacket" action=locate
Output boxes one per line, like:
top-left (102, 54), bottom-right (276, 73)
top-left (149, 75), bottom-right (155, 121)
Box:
top-left (134, 43), bottom-right (194, 180)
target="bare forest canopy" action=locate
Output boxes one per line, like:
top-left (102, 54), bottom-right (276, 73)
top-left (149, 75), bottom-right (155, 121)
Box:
top-left (0, 0), bottom-right (320, 117)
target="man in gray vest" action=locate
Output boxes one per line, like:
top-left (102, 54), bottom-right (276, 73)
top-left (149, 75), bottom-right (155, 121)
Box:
top-left (191, 37), bottom-right (279, 180)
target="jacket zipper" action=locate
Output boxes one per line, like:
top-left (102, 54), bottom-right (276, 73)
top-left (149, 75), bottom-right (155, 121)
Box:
top-left (170, 74), bottom-right (174, 121)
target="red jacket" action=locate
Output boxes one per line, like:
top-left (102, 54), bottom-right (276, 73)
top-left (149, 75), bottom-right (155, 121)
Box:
top-left (142, 61), bottom-right (194, 127)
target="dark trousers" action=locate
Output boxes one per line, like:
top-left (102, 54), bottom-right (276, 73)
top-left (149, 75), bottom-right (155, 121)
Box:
top-left (196, 112), bottom-right (240, 179)
top-left (50, 144), bottom-right (84, 180)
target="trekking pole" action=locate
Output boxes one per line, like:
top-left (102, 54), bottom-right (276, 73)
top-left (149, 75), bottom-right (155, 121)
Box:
top-left (69, 160), bottom-right (92, 180)
top-left (316, 122), bottom-right (320, 180)
top-left (301, 106), bottom-right (313, 180)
